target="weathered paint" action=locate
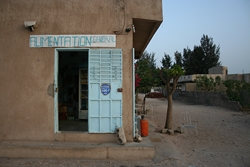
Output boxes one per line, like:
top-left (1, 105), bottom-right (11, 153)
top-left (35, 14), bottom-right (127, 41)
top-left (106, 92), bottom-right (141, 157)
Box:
top-left (47, 84), bottom-right (54, 97)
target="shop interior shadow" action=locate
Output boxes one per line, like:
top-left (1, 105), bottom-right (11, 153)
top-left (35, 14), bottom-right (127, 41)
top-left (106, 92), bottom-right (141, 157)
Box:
top-left (59, 120), bottom-right (88, 132)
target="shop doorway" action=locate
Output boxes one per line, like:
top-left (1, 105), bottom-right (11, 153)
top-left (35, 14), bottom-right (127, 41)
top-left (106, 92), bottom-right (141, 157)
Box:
top-left (57, 50), bottom-right (89, 132)
top-left (54, 49), bottom-right (123, 133)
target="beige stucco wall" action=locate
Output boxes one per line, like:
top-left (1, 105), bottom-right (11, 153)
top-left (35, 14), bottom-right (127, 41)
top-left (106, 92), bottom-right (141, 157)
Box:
top-left (185, 83), bottom-right (197, 91)
top-left (226, 74), bottom-right (250, 83)
top-left (208, 66), bottom-right (228, 74)
top-left (0, 0), bottom-right (162, 142)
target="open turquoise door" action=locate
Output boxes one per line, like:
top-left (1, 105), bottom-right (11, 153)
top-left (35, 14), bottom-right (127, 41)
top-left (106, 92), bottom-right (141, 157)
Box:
top-left (88, 49), bottom-right (122, 133)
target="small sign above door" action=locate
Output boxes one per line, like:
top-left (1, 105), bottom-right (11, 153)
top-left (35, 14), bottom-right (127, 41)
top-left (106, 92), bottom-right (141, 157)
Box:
top-left (29, 35), bottom-right (116, 47)
top-left (100, 83), bottom-right (111, 95)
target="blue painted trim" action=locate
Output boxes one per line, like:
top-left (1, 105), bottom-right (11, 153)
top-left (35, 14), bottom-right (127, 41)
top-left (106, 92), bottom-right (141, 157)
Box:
top-left (132, 48), bottom-right (135, 138)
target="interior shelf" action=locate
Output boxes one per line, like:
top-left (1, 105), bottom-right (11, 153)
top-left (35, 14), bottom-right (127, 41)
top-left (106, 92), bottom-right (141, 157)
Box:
top-left (79, 68), bottom-right (88, 119)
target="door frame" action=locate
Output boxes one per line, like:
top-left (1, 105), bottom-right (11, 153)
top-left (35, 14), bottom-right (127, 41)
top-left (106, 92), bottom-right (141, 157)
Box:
top-left (54, 48), bottom-right (89, 133)
top-left (132, 48), bottom-right (135, 138)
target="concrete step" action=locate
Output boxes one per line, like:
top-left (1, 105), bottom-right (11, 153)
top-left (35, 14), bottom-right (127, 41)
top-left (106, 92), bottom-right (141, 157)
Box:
top-left (0, 139), bottom-right (154, 160)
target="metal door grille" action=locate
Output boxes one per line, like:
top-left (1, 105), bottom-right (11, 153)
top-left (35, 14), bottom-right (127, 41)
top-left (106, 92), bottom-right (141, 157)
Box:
top-left (88, 49), bottom-right (122, 133)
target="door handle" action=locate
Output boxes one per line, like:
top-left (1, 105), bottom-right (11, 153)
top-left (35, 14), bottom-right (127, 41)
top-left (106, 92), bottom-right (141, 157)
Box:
top-left (117, 88), bottom-right (123, 92)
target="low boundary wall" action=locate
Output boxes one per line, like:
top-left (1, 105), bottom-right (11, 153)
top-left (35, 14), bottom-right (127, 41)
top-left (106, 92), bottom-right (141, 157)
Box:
top-left (173, 90), bottom-right (241, 111)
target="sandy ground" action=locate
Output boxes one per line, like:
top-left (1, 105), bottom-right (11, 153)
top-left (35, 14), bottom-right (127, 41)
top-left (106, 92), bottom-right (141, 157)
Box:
top-left (145, 95), bottom-right (250, 167)
top-left (1, 94), bottom-right (250, 167)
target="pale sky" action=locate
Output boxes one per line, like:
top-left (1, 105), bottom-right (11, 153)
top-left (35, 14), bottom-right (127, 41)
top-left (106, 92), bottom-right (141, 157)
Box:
top-left (146, 0), bottom-right (250, 74)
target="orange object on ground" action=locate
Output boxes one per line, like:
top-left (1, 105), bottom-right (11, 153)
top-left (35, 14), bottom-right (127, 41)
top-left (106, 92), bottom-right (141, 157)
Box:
top-left (140, 116), bottom-right (148, 137)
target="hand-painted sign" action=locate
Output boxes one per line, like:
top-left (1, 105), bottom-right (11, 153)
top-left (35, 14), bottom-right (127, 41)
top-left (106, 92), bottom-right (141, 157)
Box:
top-left (100, 83), bottom-right (111, 95)
top-left (29, 35), bottom-right (116, 47)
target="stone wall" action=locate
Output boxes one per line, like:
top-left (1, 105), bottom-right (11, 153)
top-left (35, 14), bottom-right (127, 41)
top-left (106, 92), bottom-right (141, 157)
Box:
top-left (241, 90), bottom-right (250, 108)
top-left (173, 90), bottom-right (241, 111)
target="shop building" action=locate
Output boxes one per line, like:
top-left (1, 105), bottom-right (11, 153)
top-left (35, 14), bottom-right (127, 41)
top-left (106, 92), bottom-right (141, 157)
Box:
top-left (0, 0), bottom-right (162, 146)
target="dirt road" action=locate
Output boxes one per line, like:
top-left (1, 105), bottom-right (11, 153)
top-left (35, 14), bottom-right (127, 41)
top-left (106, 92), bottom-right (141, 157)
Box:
top-left (145, 95), bottom-right (250, 167)
top-left (1, 95), bottom-right (250, 167)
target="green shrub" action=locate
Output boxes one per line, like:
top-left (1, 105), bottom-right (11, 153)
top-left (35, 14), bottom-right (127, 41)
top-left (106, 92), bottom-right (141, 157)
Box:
top-left (195, 75), bottom-right (222, 91)
top-left (223, 80), bottom-right (250, 109)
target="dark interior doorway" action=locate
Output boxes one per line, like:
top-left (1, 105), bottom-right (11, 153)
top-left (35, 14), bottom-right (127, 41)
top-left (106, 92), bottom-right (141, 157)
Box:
top-left (58, 51), bottom-right (88, 132)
